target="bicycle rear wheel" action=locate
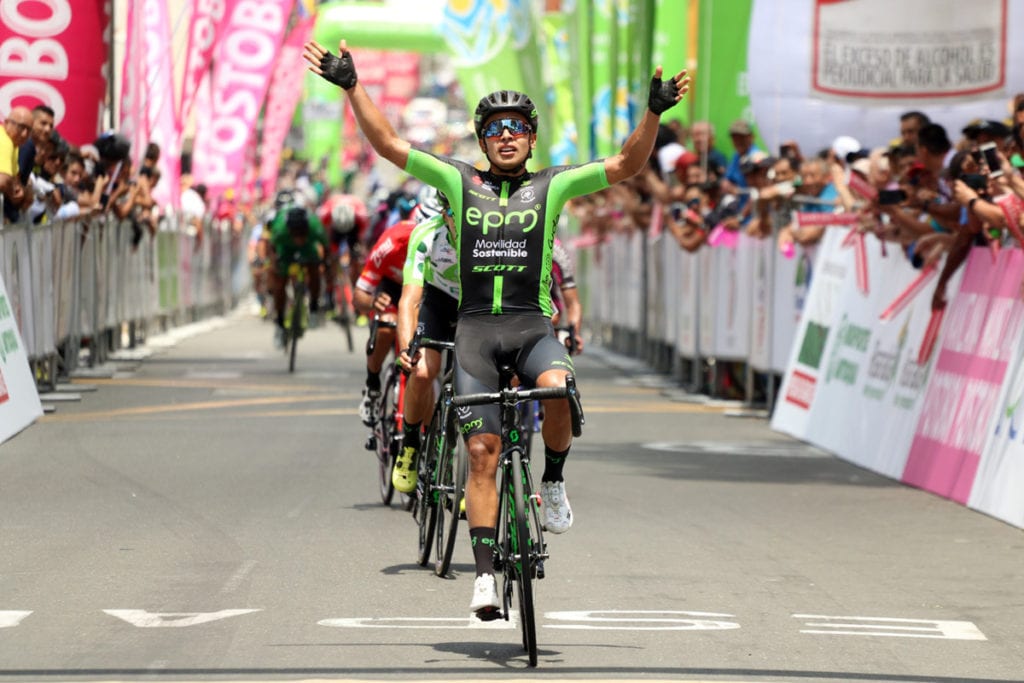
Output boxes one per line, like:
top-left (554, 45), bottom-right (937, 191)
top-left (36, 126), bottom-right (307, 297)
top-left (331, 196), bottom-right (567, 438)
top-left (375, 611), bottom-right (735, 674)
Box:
top-left (288, 293), bottom-right (303, 373)
top-left (415, 407), bottom-right (442, 566)
top-left (510, 450), bottom-right (538, 666)
top-left (336, 288), bottom-right (355, 352)
top-left (434, 417), bottom-right (465, 578)
top-left (376, 364), bottom-right (399, 505)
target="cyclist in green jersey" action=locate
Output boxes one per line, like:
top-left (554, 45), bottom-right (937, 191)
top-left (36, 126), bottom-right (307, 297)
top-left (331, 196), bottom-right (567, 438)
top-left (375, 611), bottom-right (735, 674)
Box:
top-left (267, 203), bottom-right (331, 348)
top-left (305, 37), bottom-right (688, 617)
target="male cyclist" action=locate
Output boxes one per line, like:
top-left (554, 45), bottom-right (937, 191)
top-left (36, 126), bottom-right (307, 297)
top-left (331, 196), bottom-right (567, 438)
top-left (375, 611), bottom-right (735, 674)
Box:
top-left (305, 38), bottom-right (688, 618)
top-left (393, 193), bottom-right (585, 492)
top-left (392, 188), bottom-right (459, 493)
top-left (267, 203), bottom-right (331, 348)
top-left (353, 210), bottom-right (417, 426)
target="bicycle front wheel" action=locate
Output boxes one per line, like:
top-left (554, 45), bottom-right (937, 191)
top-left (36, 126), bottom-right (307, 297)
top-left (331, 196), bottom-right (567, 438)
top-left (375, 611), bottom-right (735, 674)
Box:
top-left (415, 408), bottom-right (442, 566)
top-left (434, 418), bottom-right (465, 578)
top-left (288, 289), bottom-right (304, 373)
top-left (337, 290), bottom-right (355, 352)
top-left (510, 450), bottom-right (537, 666)
top-left (376, 364), bottom-right (399, 505)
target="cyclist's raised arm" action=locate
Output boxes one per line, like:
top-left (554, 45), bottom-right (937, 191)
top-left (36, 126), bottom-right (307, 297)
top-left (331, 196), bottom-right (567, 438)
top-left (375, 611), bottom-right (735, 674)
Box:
top-left (604, 66), bottom-right (689, 186)
top-left (303, 39), bottom-right (411, 169)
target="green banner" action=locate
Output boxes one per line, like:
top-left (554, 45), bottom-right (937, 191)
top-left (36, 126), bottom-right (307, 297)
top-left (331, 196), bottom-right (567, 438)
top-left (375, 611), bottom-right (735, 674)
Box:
top-left (591, 0), bottom-right (616, 158)
top-left (542, 12), bottom-right (578, 165)
top-left (442, 0), bottom-right (549, 168)
top-left (652, 0), bottom-right (690, 126)
top-left (697, 0), bottom-right (755, 152)
top-left (564, 0), bottom-right (593, 161)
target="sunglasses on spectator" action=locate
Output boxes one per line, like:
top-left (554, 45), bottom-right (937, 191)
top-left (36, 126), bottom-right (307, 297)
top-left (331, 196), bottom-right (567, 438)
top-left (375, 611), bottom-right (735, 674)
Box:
top-left (482, 118), bottom-right (532, 139)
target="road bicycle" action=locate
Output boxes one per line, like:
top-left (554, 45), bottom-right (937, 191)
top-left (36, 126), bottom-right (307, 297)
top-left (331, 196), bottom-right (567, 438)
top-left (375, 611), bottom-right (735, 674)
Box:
top-left (283, 258), bottom-right (320, 373)
top-left (331, 252), bottom-right (356, 353)
top-left (452, 366), bottom-right (584, 667)
top-left (363, 314), bottom-right (412, 509)
top-left (406, 331), bottom-right (467, 578)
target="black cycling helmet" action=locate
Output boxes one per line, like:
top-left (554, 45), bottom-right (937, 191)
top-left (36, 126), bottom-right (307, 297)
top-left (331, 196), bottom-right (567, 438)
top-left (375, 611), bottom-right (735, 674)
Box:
top-left (285, 206), bottom-right (310, 236)
top-left (473, 90), bottom-right (539, 138)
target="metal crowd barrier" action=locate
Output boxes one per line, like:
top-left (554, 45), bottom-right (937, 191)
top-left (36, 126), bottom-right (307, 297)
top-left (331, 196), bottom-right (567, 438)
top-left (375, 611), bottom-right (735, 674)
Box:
top-left (576, 202), bottom-right (819, 411)
top-left (0, 213), bottom-right (249, 392)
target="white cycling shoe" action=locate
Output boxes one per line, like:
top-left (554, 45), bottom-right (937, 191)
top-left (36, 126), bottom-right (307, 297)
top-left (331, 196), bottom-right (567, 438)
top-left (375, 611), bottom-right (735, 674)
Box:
top-left (540, 480), bottom-right (573, 534)
top-left (470, 573), bottom-right (501, 620)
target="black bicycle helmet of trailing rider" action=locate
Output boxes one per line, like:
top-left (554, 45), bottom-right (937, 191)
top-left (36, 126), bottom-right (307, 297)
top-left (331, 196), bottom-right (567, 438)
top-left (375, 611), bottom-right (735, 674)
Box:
top-left (473, 90), bottom-right (539, 138)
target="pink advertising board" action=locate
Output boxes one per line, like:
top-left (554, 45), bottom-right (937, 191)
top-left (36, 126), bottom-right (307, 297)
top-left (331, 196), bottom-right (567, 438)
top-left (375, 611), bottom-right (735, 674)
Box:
top-left (904, 248), bottom-right (1024, 503)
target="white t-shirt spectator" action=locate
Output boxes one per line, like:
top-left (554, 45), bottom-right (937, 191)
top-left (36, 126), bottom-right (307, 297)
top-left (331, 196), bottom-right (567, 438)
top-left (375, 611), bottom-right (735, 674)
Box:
top-left (180, 187), bottom-right (205, 221)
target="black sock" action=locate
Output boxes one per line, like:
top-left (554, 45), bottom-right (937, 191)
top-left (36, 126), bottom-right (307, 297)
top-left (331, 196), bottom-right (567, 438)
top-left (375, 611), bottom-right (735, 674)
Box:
top-left (542, 445), bottom-right (570, 483)
top-left (469, 527), bottom-right (496, 576)
top-left (403, 421), bottom-right (421, 450)
top-left (366, 370), bottom-right (380, 392)
top-left (275, 311), bottom-right (285, 328)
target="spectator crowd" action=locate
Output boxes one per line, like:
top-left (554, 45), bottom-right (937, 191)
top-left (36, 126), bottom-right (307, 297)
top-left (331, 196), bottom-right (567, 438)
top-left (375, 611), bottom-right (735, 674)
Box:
top-left (569, 94), bottom-right (1024, 312)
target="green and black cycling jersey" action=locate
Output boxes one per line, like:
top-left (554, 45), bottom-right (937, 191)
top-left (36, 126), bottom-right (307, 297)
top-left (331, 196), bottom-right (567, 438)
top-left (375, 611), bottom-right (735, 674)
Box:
top-left (405, 149), bottom-right (608, 317)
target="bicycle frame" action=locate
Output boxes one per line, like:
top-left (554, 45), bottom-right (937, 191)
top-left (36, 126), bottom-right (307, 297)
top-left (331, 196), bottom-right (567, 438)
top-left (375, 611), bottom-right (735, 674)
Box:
top-left (451, 371), bottom-right (583, 667)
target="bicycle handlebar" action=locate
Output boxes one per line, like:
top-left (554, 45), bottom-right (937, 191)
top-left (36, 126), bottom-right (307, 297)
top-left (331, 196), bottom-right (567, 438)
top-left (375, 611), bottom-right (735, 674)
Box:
top-left (454, 375), bottom-right (585, 437)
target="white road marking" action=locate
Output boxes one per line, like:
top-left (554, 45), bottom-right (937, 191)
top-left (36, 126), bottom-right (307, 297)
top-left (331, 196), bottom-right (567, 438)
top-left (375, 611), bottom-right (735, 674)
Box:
top-left (644, 440), bottom-right (829, 458)
top-left (544, 610), bottom-right (741, 631)
top-left (319, 614), bottom-right (517, 630)
top-left (104, 609), bottom-right (261, 627)
top-left (794, 614), bottom-right (987, 640)
top-left (0, 611), bottom-right (31, 628)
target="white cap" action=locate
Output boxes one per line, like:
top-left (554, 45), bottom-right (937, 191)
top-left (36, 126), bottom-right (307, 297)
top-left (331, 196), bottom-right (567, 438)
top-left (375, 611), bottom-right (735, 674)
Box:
top-left (832, 135), bottom-right (861, 162)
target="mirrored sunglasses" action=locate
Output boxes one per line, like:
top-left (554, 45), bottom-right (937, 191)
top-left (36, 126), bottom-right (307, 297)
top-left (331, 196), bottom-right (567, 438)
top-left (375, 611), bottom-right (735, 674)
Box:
top-left (483, 118), bottom-right (532, 139)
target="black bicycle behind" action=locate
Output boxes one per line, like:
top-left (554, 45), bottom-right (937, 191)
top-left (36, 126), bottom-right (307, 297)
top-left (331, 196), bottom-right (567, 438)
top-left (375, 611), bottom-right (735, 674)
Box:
top-left (404, 330), bottom-right (467, 577)
top-left (452, 367), bottom-right (583, 667)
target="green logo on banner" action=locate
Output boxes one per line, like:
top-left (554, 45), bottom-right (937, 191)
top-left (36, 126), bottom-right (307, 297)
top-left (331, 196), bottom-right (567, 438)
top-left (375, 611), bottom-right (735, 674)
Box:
top-left (798, 322), bottom-right (830, 369)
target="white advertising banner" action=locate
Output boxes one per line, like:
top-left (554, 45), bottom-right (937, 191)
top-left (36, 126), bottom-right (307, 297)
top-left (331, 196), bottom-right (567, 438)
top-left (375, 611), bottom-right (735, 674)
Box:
top-left (710, 239), bottom-right (754, 360)
top-left (749, 238), bottom-right (774, 372)
top-left (675, 248), bottom-right (700, 357)
top-left (748, 0), bottom-right (1024, 152)
top-left (698, 246), bottom-right (716, 355)
top-left (772, 248), bottom-right (805, 374)
top-left (0, 269), bottom-right (43, 445)
top-left (772, 229), bottom-right (860, 440)
top-left (971, 326), bottom-right (1024, 528)
top-left (803, 237), bottom-right (954, 479)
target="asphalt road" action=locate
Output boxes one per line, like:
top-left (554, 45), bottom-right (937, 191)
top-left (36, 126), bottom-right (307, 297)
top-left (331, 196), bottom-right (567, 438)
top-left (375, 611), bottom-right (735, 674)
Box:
top-left (1, 309), bottom-right (1022, 683)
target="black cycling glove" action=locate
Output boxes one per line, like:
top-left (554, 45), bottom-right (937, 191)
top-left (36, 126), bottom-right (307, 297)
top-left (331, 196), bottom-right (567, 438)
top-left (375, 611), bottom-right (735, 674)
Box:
top-left (320, 49), bottom-right (358, 90)
top-left (648, 74), bottom-right (680, 115)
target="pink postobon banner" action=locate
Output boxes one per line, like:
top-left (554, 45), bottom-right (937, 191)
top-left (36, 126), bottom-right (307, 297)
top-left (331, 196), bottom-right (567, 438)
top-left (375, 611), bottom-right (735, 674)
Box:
top-left (258, 16), bottom-right (316, 198)
top-left (143, 0), bottom-right (181, 210)
top-left (120, 0), bottom-right (147, 165)
top-left (0, 0), bottom-right (109, 145)
top-left (192, 0), bottom-right (294, 199)
top-left (904, 248), bottom-right (1024, 503)
top-left (179, 0), bottom-right (237, 126)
